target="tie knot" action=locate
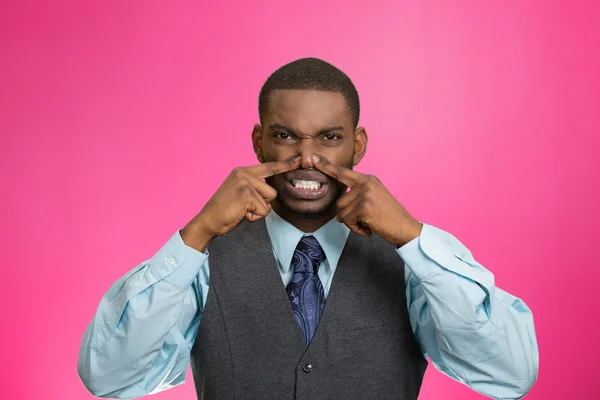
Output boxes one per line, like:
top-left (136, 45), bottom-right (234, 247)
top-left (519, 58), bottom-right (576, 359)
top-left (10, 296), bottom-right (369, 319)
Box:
top-left (293, 235), bottom-right (326, 274)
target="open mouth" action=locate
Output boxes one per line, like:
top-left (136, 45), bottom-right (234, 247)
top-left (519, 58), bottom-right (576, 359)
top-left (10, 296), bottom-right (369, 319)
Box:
top-left (291, 179), bottom-right (323, 190)
top-left (283, 170), bottom-right (329, 200)
top-left (284, 179), bottom-right (329, 200)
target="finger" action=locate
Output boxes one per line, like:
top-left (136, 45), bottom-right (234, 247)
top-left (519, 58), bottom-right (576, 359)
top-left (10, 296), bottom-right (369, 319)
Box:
top-left (241, 181), bottom-right (271, 218)
top-left (335, 185), bottom-right (364, 210)
top-left (337, 197), bottom-right (372, 236)
top-left (246, 156), bottom-right (301, 179)
top-left (245, 174), bottom-right (278, 202)
top-left (340, 203), bottom-right (372, 237)
top-left (245, 210), bottom-right (271, 222)
top-left (245, 202), bottom-right (271, 221)
top-left (311, 154), bottom-right (364, 188)
top-left (354, 225), bottom-right (373, 237)
top-left (337, 195), bottom-right (363, 224)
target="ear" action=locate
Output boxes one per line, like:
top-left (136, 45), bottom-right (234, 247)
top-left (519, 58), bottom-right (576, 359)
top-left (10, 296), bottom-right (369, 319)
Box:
top-left (252, 124), bottom-right (264, 163)
top-left (352, 126), bottom-right (368, 166)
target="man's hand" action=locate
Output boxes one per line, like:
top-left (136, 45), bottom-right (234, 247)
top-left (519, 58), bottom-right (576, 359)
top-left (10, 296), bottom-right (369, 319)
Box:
top-left (312, 154), bottom-right (422, 247)
top-left (181, 157), bottom-right (301, 251)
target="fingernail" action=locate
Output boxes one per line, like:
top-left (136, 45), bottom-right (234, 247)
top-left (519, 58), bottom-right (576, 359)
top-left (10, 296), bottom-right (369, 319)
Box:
top-left (312, 154), bottom-right (320, 163)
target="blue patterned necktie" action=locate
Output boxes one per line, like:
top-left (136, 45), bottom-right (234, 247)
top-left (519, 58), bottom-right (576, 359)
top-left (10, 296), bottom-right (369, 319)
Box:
top-left (286, 235), bottom-right (326, 348)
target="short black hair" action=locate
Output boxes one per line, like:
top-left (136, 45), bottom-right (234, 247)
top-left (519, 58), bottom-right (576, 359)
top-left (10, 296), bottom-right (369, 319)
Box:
top-left (259, 58), bottom-right (360, 128)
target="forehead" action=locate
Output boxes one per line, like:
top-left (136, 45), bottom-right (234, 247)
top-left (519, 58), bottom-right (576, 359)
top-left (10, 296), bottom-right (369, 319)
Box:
top-left (264, 89), bottom-right (352, 131)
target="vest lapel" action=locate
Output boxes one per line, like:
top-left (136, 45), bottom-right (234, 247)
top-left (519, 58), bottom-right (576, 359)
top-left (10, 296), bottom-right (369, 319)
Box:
top-left (236, 219), bottom-right (357, 354)
top-left (304, 232), bottom-right (360, 348)
top-left (231, 219), bottom-right (308, 353)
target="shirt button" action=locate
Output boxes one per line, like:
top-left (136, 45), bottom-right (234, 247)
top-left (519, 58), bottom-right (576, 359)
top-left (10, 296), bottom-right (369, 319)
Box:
top-left (302, 363), bottom-right (313, 373)
top-left (167, 257), bottom-right (175, 265)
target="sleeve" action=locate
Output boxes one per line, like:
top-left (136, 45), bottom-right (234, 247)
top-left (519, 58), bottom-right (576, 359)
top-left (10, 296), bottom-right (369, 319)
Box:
top-left (397, 223), bottom-right (539, 400)
top-left (77, 231), bottom-right (210, 398)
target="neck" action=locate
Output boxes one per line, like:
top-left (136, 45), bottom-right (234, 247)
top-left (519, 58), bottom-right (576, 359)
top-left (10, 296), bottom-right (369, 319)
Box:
top-left (271, 201), bottom-right (337, 233)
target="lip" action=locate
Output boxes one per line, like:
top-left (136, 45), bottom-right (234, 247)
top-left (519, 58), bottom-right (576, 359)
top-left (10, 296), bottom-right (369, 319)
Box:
top-left (284, 180), bottom-right (329, 200)
top-left (285, 170), bottom-right (329, 184)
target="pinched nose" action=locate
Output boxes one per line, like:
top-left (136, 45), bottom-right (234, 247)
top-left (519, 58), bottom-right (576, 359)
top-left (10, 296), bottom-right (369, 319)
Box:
top-left (294, 140), bottom-right (318, 170)
top-left (299, 151), bottom-right (316, 170)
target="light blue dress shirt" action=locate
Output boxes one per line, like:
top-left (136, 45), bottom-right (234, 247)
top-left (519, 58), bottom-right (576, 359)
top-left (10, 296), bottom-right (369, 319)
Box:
top-left (78, 211), bottom-right (539, 399)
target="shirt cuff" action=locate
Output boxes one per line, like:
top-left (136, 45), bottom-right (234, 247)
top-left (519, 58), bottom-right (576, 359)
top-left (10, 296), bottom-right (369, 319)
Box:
top-left (396, 223), bottom-right (449, 280)
top-left (397, 223), bottom-right (495, 315)
top-left (148, 230), bottom-right (209, 289)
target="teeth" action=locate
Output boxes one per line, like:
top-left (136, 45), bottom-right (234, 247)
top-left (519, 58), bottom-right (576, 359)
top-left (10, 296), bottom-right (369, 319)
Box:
top-left (292, 180), bottom-right (321, 190)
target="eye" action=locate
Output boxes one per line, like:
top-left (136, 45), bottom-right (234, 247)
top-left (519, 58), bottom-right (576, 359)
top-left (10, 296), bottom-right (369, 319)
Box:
top-left (275, 132), bottom-right (293, 140)
top-left (324, 134), bottom-right (340, 141)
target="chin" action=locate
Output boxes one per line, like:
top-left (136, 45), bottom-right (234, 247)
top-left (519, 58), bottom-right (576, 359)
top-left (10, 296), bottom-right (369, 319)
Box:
top-left (286, 203), bottom-right (332, 216)
top-left (277, 195), bottom-right (337, 216)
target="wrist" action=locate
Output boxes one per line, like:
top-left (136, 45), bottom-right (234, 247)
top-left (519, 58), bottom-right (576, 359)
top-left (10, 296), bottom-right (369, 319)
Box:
top-left (181, 215), bottom-right (216, 252)
top-left (393, 221), bottom-right (423, 248)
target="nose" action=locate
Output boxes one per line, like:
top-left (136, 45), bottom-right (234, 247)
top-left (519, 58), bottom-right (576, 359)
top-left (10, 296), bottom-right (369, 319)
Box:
top-left (298, 139), bottom-right (316, 169)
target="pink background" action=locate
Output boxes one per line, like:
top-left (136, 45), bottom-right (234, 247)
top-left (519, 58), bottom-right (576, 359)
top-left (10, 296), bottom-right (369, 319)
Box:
top-left (1, 1), bottom-right (599, 399)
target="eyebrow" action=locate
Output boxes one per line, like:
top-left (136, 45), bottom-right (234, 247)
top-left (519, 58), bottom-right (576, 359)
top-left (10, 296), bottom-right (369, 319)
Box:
top-left (269, 124), bottom-right (345, 135)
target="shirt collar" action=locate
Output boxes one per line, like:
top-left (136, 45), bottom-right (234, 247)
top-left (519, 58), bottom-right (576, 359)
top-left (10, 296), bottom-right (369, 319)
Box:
top-left (265, 209), bottom-right (350, 272)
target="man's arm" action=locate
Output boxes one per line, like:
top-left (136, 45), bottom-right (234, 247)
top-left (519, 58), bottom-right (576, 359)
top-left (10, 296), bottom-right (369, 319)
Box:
top-left (78, 159), bottom-right (301, 398)
top-left (77, 231), bottom-right (209, 398)
top-left (310, 155), bottom-right (538, 398)
top-left (398, 223), bottom-right (539, 399)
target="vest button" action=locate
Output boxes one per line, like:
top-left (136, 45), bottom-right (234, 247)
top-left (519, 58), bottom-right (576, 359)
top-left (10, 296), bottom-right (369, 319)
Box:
top-left (302, 363), bottom-right (313, 373)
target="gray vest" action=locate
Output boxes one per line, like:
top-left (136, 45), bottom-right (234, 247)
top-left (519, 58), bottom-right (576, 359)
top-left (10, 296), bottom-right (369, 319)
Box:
top-left (190, 219), bottom-right (427, 399)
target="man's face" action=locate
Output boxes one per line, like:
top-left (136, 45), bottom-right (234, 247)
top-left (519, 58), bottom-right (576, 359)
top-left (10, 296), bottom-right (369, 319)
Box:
top-left (253, 89), bottom-right (366, 216)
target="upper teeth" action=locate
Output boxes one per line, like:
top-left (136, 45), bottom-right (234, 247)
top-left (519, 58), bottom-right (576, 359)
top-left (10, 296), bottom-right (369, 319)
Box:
top-left (293, 180), bottom-right (320, 190)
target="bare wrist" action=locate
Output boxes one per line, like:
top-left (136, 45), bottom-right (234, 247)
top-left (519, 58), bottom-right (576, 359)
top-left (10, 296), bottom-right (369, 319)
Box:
top-left (181, 215), bottom-right (215, 252)
top-left (394, 221), bottom-right (423, 248)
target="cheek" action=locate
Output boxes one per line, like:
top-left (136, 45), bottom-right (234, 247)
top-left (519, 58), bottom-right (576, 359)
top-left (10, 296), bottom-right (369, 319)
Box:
top-left (263, 145), bottom-right (295, 161)
top-left (321, 147), bottom-right (354, 167)
top-left (265, 175), bottom-right (285, 188)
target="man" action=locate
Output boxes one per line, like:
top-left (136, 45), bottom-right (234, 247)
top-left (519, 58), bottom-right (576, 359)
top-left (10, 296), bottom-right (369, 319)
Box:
top-left (78, 58), bottom-right (538, 399)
